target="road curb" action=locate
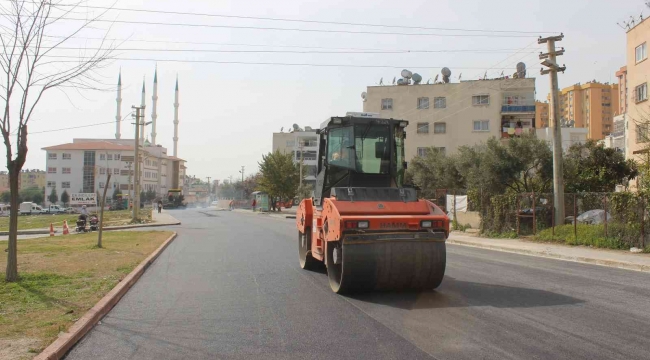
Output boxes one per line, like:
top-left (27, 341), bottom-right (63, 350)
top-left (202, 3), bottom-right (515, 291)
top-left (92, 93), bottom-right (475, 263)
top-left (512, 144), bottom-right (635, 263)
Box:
top-left (447, 238), bottom-right (650, 273)
top-left (104, 221), bottom-right (181, 230)
top-left (34, 232), bottom-right (178, 360)
top-left (0, 229), bottom-right (54, 235)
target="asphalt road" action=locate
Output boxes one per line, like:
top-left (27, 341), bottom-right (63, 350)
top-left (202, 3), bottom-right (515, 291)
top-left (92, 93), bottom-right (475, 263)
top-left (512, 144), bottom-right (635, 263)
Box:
top-left (65, 208), bottom-right (650, 360)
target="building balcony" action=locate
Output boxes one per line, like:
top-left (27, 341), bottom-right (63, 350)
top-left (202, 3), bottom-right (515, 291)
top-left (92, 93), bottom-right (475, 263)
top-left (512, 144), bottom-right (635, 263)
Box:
top-left (501, 105), bottom-right (535, 113)
top-left (501, 127), bottom-right (535, 139)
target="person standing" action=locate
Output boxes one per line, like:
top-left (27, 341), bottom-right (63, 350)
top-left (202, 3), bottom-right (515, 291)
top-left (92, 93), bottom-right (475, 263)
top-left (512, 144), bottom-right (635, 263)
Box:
top-left (157, 200), bottom-right (163, 213)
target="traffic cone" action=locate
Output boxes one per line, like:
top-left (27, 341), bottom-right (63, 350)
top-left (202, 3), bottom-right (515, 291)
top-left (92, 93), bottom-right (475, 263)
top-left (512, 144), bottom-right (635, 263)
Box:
top-left (49, 223), bottom-right (55, 237)
top-left (63, 220), bottom-right (69, 235)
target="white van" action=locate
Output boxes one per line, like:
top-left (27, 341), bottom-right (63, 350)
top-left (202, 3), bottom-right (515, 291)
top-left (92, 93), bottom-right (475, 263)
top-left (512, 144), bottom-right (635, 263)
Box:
top-left (19, 202), bottom-right (45, 215)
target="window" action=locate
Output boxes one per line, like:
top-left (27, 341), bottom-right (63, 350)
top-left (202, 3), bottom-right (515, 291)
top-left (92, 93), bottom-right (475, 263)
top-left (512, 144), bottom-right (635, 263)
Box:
top-left (100, 167), bottom-right (106, 175)
top-left (99, 182), bottom-right (105, 188)
top-left (99, 154), bottom-right (106, 160)
top-left (62, 153), bottom-right (71, 160)
top-left (107, 154), bottom-right (113, 160)
top-left (417, 97), bottom-right (429, 109)
top-left (381, 98), bottom-right (393, 110)
top-left (114, 168), bottom-right (119, 174)
top-left (434, 122), bottom-right (446, 134)
top-left (472, 95), bottom-right (490, 106)
top-left (434, 97), bottom-right (446, 109)
top-left (48, 153), bottom-right (57, 160)
top-left (47, 181), bottom-right (55, 187)
top-left (48, 167), bottom-right (56, 174)
top-left (417, 122), bottom-right (429, 134)
top-left (62, 167), bottom-right (71, 174)
top-left (62, 181), bottom-right (70, 189)
top-left (327, 125), bottom-right (391, 174)
top-left (286, 140), bottom-right (295, 147)
top-left (636, 43), bottom-right (647, 63)
top-left (636, 83), bottom-right (647, 103)
top-left (473, 120), bottom-right (490, 131)
top-left (417, 147), bottom-right (430, 157)
top-left (115, 154), bottom-right (120, 160)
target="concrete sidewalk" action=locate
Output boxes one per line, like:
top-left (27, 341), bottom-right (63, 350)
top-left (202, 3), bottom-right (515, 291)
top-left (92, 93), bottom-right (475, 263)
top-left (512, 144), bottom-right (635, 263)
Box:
top-left (448, 232), bottom-right (650, 273)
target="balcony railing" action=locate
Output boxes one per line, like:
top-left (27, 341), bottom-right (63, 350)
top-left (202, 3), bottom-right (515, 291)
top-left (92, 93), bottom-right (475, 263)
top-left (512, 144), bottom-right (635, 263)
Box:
top-left (501, 127), bottom-right (535, 139)
top-left (501, 105), bottom-right (535, 113)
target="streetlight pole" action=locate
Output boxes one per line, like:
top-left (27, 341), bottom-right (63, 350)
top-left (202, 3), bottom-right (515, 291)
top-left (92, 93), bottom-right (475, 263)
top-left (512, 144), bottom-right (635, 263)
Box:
top-left (132, 106), bottom-right (142, 222)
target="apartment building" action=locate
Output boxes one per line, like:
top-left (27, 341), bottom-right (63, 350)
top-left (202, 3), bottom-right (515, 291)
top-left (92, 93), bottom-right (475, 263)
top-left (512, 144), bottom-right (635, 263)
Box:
top-left (626, 18), bottom-right (650, 173)
top-left (362, 77), bottom-right (536, 160)
top-left (556, 81), bottom-right (619, 140)
top-left (535, 101), bottom-right (550, 128)
top-left (42, 139), bottom-right (186, 204)
top-left (272, 128), bottom-right (319, 187)
top-left (0, 169), bottom-right (46, 193)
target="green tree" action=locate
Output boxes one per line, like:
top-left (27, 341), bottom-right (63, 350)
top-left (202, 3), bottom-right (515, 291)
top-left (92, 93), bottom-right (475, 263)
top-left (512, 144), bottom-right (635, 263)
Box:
top-left (19, 186), bottom-right (41, 203)
top-left (48, 188), bottom-right (58, 204)
top-left (457, 135), bottom-right (553, 195)
top-left (112, 188), bottom-right (122, 201)
top-left (408, 148), bottom-right (465, 198)
top-left (140, 190), bottom-right (146, 203)
top-left (145, 188), bottom-right (156, 202)
top-left (0, 191), bottom-right (10, 203)
top-left (60, 190), bottom-right (70, 206)
top-left (258, 150), bottom-right (300, 210)
top-left (32, 192), bottom-right (43, 205)
top-left (564, 140), bottom-right (638, 193)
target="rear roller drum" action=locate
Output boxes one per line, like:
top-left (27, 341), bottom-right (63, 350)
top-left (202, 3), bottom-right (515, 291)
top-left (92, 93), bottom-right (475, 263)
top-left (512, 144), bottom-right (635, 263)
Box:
top-left (298, 230), bottom-right (318, 270)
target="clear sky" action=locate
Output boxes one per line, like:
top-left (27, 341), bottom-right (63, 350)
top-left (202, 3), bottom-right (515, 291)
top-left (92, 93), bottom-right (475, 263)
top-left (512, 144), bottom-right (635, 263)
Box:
top-left (4, 0), bottom-right (645, 182)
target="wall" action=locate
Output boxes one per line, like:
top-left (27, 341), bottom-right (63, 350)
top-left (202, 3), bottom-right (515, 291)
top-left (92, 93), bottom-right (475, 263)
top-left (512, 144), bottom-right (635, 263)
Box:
top-left (535, 127), bottom-right (588, 152)
top-left (626, 18), bottom-right (650, 175)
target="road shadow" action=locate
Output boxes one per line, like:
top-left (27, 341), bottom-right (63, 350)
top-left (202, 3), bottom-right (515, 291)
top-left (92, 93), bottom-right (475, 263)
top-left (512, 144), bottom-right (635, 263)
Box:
top-left (346, 276), bottom-right (584, 310)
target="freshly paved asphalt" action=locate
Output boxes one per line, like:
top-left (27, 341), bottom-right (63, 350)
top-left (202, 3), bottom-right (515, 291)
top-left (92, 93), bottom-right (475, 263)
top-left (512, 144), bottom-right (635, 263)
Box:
top-left (65, 208), bottom-right (650, 360)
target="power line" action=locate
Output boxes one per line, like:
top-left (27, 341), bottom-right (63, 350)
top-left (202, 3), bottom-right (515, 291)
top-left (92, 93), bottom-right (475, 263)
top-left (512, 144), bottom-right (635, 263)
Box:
top-left (36, 55), bottom-right (531, 69)
top-left (39, 46), bottom-right (538, 55)
top-left (20, 15), bottom-right (537, 38)
top-left (40, 35), bottom-right (535, 53)
top-left (35, 2), bottom-right (553, 34)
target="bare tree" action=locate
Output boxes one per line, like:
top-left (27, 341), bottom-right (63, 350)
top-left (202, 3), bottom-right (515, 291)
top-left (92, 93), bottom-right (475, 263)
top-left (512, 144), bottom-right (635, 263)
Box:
top-left (1, 1), bottom-right (115, 282)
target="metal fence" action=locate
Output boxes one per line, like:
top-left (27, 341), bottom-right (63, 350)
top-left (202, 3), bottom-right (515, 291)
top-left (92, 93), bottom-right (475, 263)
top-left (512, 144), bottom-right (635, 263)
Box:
top-left (479, 192), bottom-right (648, 248)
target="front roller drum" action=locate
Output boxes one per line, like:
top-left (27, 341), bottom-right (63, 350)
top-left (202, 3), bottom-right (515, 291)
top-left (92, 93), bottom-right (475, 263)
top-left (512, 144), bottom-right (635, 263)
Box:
top-left (326, 236), bottom-right (446, 294)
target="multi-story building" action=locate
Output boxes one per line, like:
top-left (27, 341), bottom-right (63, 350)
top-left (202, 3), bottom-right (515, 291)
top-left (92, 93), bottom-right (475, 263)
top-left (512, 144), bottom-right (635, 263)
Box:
top-left (535, 101), bottom-right (550, 128)
top-left (536, 127), bottom-right (588, 152)
top-left (626, 18), bottom-right (650, 177)
top-left (556, 81), bottom-right (619, 140)
top-left (0, 169), bottom-right (46, 193)
top-left (272, 128), bottom-right (319, 187)
top-left (362, 77), bottom-right (536, 160)
top-left (42, 139), bottom-right (186, 205)
top-left (616, 66), bottom-right (628, 114)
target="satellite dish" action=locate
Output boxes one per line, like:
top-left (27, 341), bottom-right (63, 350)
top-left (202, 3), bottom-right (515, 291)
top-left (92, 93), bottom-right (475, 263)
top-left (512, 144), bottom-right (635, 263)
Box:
top-left (516, 62), bottom-right (526, 78)
top-left (305, 126), bottom-right (312, 131)
top-left (401, 69), bottom-right (412, 79)
top-left (396, 78), bottom-right (406, 85)
top-left (361, 92), bottom-right (367, 102)
top-left (292, 124), bottom-right (300, 131)
top-left (412, 73), bottom-right (422, 84)
top-left (441, 67), bottom-right (451, 83)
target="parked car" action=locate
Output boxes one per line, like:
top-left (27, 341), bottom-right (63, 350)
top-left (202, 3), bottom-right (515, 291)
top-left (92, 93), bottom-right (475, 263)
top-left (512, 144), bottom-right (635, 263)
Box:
top-left (44, 204), bottom-right (66, 214)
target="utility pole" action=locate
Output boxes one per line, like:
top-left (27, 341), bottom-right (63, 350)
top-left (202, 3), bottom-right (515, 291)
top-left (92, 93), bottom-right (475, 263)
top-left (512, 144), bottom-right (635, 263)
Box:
top-left (239, 166), bottom-right (245, 182)
top-left (132, 105), bottom-right (144, 222)
top-left (299, 140), bottom-right (304, 194)
top-left (207, 176), bottom-right (212, 200)
top-left (126, 161), bottom-right (133, 210)
top-left (539, 33), bottom-right (567, 225)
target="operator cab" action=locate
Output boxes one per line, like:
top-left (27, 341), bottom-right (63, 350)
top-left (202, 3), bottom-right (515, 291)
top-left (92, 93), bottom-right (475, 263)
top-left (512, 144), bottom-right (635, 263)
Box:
top-left (313, 115), bottom-right (412, 206)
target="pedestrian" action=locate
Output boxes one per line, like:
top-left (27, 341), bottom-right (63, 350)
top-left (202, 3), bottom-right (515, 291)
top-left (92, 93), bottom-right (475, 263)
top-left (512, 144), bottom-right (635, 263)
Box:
top-left (157, 200), bottom-right (163, 213)
top-left (251, 198), bottom-right (257, 211)
top-left (229, 200), bottom-right (234, 211)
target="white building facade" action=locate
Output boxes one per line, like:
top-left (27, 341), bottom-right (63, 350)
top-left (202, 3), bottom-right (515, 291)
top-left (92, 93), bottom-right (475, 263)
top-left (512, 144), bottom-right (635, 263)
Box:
top-left (43, 139), bottom-right (186, 205)
top-left (536, 127), bottom-right (588, 152)
top-left (272, 129), bottom-right (319, 187)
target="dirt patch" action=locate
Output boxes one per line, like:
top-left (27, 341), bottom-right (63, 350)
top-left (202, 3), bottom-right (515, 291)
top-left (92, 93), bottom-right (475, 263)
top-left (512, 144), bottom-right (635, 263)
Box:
top-left (0, 338), bottom-right (40, 360)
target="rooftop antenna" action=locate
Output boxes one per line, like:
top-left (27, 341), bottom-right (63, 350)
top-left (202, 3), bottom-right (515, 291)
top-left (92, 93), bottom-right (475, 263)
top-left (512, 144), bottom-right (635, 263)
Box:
top-left (426, 78), bottom-right (431, 85)
top-left (379, 77), bottom-right (383, 85)
top-left (280, 127), bottom-right (284, 132)
top-left (441, 67), bottom-right (451, 83)
top-left (434, 74), bottom-right (439, 83)
top-left (392, 76), bottom-right (396, 85)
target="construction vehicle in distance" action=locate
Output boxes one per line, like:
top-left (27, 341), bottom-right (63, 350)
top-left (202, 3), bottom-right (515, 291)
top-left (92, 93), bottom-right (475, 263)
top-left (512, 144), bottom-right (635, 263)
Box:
top-left (296, 114), bottom-right (449, 294)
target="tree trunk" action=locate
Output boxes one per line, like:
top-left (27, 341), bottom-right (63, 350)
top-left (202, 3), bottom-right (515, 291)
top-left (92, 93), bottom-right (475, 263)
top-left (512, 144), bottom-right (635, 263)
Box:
top-left (5, 163), bottom-right (20, 282)
top-left (97, 174), bottom-right (111, 248)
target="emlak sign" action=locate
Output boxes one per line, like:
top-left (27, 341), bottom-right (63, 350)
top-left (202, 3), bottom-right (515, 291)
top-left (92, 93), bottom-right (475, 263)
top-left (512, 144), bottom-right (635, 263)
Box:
top-left (70, 193), bottom-right (97, 205)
